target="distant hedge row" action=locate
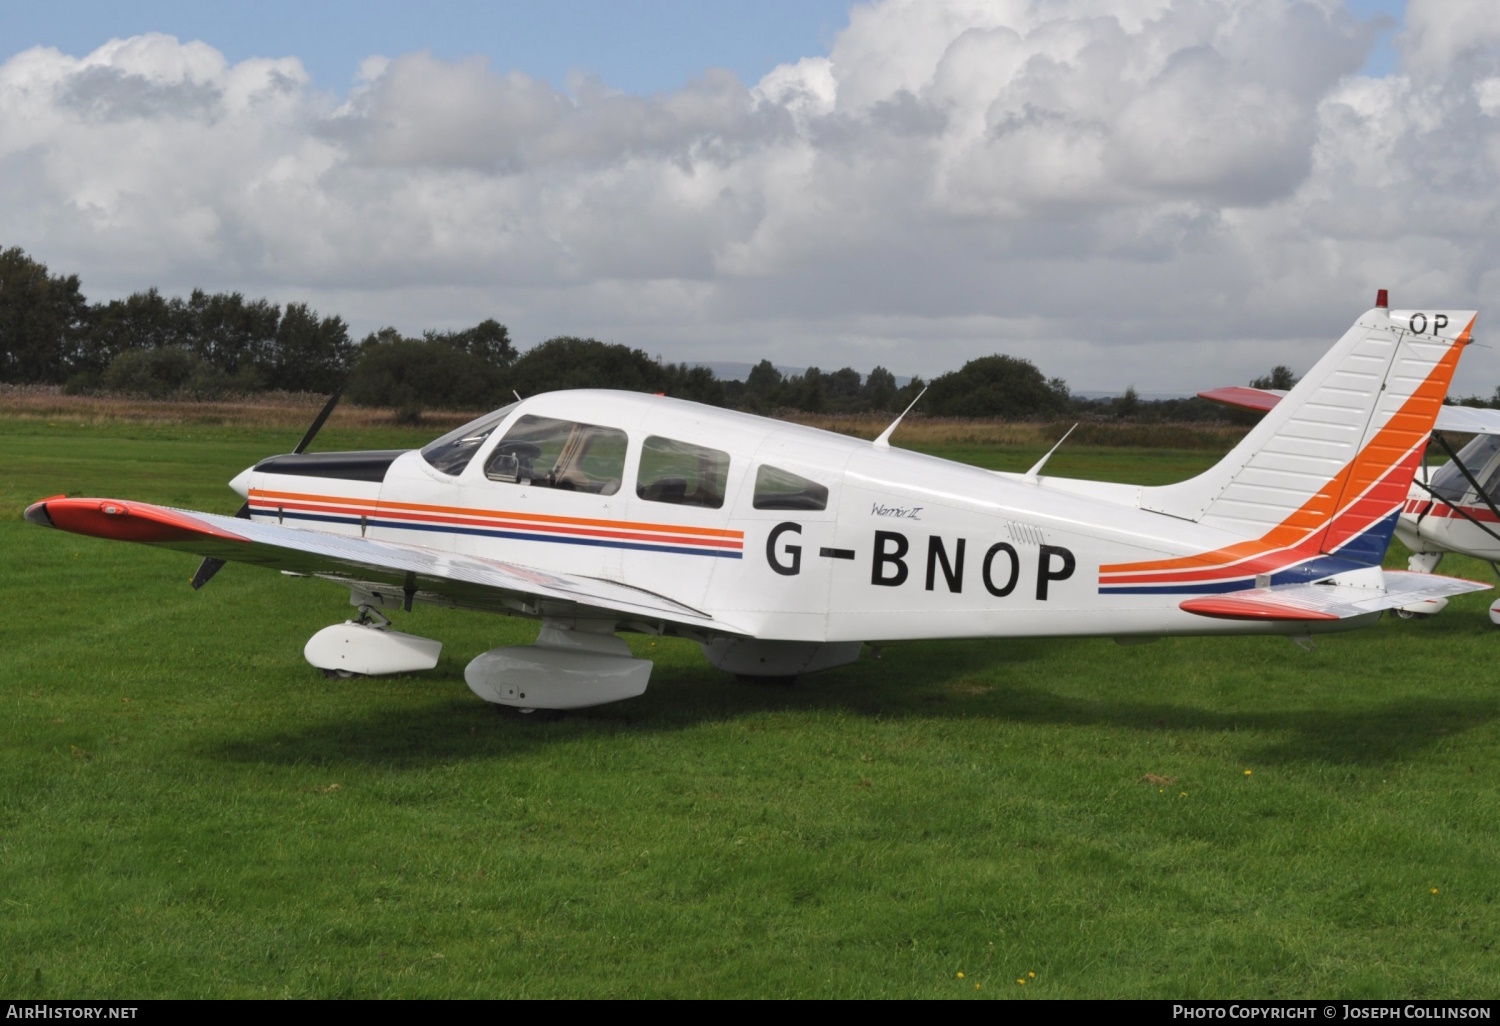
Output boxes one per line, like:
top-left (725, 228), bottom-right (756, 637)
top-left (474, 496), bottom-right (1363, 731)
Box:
top-left (2, 244), bottom-right (1264, 422)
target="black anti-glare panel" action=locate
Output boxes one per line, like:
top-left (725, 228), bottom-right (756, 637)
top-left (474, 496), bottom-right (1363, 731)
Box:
top-left (251, 450), bottom-right (409, 483)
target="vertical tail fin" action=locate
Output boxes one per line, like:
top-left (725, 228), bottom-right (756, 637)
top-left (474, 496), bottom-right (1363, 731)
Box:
top-left (1127, 304), bottom-right (1475, 583)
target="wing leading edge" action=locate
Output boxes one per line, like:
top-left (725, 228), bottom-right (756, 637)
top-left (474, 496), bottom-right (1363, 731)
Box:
top-left (25, 496), bottom-right (744, 635)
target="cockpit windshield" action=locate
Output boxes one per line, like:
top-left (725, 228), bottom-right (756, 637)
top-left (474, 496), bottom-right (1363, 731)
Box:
top-left (419, 403), bottom-right (518, 477)
top-left (1427, 434), bottom-right (1500, 504)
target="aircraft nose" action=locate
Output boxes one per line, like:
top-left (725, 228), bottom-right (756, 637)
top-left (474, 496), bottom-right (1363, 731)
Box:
top-left (228, 466), bottom-right (253, 499)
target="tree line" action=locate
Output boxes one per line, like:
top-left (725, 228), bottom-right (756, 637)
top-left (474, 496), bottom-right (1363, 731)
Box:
top-left (1, 244), bottom-right (1283, 421)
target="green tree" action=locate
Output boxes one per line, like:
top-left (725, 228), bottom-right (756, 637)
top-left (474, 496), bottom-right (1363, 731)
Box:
top-left (177, 290), bottom-right (280, 376)
top-left (864, 366), bottom-right (898, 411)
top-left (790, 366), bottom-right (826, 412)
top-left (346, 330), bottom-right (504, 412)
top-left (896, 375), bottom-right (926, 411)
top-left (76, 287), bottom-right (181, 380)
top-left (100, 346), bottom-right (233, 399)
top-left (424, 318), bottom-right (515, 368)
top-left (743, 359), bottom-right (784, 410)
top-left (270, 303), bottom-right (353, 393)
top-left (923, 354), bottom-right (1070, 418)
top-left (506, 337), bottom-right (669, 397)
top-left (0, 247), bottom-right (89, 383)
top-left (1250, 365), bottom-right (1298, 390)
top-left (661, 362), bottom-right (726, 406)
top-left (825, 367), bottom-right (863, 409)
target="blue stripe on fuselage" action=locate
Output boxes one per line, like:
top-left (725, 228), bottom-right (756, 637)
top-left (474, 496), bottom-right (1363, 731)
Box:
top-left (248, 507), bottom-right (743, 559)
top-left (1098, 511), bottom-right (1401, 596)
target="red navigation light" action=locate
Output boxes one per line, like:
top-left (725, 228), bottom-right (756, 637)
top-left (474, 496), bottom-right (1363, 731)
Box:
top-left (1376, 288), bottom-right (1389, 308)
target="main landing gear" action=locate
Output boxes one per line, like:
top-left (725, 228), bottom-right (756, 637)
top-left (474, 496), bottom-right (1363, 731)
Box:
top-left (303, 604), bottom-right (443, 678)
top-left (300, 601), bottom-right (867, 713)
top-left (464, 620), bottom-right (652, 713)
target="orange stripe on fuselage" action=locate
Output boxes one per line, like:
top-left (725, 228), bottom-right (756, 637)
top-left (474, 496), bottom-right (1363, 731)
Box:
top-left (1100, 317), bottom-right (1472, 579)
top-left (259, 495), bottom-right (744, 549)
top-left (247, 488), bottom-right (745, 542)
top-left (1096, 441), bottom-right (1424, 585)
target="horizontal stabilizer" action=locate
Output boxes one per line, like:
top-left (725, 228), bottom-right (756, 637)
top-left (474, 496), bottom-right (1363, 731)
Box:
top-left (1180, 570), bottom-right (1488, 621)
top-left (1199, 385), bottom-right (1500, 437)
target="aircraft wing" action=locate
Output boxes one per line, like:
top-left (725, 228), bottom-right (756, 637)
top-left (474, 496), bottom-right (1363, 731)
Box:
top-left (1200, 386), bottom-right (1500, 436)
top-left (1178, 571), bottom-right (1489, 622)
top-left (24, 496), bottom-right (744, 635)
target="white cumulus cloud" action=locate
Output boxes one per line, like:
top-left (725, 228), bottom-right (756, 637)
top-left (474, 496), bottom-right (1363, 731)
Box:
top-left (2, 1), bottom-right (1500, 394)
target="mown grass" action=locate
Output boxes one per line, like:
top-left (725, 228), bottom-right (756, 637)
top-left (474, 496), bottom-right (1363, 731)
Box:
top-left (1, 413), bottom-right (1497, 998)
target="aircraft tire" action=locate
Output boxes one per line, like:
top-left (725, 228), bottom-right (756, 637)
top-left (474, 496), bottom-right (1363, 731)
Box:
top-left (321, 668), bottom-right (365, 679)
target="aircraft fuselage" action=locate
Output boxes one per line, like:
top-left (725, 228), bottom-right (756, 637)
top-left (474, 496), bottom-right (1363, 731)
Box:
top-left (239, 390), bottom-right (1361, 644)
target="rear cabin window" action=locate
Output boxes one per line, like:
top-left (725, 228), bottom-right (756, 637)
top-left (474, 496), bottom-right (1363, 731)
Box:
top-left (752, 464), bottom-right (829, 511)
top-left (420, 403), bottom-right (517, 476)
top-left (637, 436), bottom-right (730, 509)
top-left (483, 414), bottom-right (627, 495)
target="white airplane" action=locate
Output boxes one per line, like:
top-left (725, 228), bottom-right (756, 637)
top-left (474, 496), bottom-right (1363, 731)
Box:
top-left (24, 299), bottom-right (1491, 712)
top-left (1201, 296), bottom-right (1500, 620)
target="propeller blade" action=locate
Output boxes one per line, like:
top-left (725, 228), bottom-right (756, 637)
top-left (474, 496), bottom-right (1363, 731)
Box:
top-left (190, 500), bottom-right (250, 589)
top-left (193, 388), bottom-right (340, 591)
top-left (190, 557), bottom-right (226, 590)
top-left (293, 387), bottom-right (343, 455)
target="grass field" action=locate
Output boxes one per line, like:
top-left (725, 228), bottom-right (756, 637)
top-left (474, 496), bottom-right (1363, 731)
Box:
top-left (2, 408), bottom-right (1498, 998)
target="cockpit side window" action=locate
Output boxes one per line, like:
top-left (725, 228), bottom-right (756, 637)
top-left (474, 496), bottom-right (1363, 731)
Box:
top-left (419, 403), bottom-right (517, 477)
top-left (484, 414), bottom-right (627, 495)
top-left (637, 436), bottom-right (730, 509)
top-left (1430, 434), bottom-right (1500, 503)
top-left (753, 464), bottom-right (829, 511)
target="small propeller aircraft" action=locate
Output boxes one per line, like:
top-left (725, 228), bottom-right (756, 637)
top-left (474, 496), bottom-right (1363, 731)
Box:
top-left (1201, 293), bottom-right (1500, 621)
top-left (25, 295), bottom-right (1491, 711)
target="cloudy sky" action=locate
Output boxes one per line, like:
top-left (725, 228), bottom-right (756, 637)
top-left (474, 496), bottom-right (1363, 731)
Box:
top-left (3, 0), bottom-right (1498, 395)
